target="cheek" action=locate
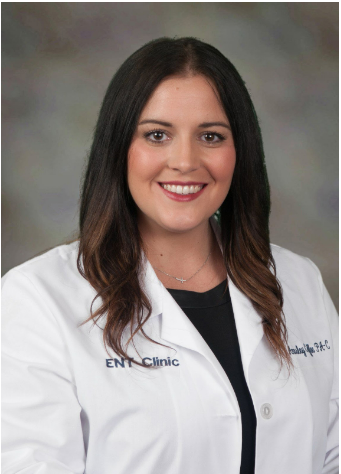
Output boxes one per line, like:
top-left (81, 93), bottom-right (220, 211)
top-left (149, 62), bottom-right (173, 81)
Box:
top-left (211, 149), bottom-right (236, 185)
top-left (128, 142), bottom-right (164, 185)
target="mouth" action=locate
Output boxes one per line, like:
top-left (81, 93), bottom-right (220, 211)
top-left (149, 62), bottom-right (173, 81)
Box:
top-left (158, 182), bottom-right (207, 196)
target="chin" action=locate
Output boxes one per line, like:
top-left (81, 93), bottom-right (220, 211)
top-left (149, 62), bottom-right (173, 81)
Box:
top-left (158, 214), bottom-right (207, 234)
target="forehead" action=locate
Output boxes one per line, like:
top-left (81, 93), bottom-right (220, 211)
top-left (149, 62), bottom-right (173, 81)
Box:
top-left (140, 75), bottom-right (227, 120)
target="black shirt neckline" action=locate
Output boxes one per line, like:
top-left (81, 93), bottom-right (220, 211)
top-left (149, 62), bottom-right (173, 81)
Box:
top-left (166, 279), bottom-right (229, 309)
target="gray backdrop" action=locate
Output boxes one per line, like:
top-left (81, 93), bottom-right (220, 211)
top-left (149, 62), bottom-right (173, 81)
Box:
top-left (2, 2), bottom-right (338, 307)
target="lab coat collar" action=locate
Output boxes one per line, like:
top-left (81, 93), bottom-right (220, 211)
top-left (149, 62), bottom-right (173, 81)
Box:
top-left (141, 216), bottom-right (264, 390)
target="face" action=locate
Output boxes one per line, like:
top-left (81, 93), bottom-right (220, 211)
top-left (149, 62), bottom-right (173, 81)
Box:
top-left (127, 74), bottom-right (236, 235)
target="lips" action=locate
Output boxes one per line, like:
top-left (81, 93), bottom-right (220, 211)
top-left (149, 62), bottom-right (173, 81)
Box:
top-left (158, 182), bottom-right (207, 202)
top-left (160, 183), bottom-right (205, 195)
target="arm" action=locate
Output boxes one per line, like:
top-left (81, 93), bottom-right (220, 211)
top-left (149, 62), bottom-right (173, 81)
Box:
top-left (2, 269), bottom-right (86, 474)
top-left (307, 259), bottom-right (339, 473)
top-left (321, 280), bottom-right (339, 474)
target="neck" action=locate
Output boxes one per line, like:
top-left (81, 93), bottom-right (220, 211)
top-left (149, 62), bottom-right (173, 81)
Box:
top-left (139, 218), bottom-right (214, 273)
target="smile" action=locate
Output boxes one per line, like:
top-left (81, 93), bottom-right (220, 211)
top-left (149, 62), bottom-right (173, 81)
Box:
top-left (160, 184), bottom-right (205, 195)
top-left (158, 182), bottom-right (207, 202)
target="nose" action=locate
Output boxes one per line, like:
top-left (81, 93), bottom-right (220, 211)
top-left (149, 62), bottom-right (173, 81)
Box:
top-left (166, 136), bottom-right (201, 173)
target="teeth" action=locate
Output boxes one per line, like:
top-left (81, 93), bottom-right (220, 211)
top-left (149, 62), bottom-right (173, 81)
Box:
top-left (161, 184), bottom-right (204, 195)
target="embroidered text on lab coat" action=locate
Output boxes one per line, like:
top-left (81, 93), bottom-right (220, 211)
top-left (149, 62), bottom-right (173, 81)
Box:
top-left (288, 340), bottom-right (331, 357)
top-left (106, 357), bottom-right (180, 368)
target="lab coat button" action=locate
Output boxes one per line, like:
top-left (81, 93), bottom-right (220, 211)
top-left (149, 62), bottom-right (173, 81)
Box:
top-left (260, 403), bottom-right (273, 419)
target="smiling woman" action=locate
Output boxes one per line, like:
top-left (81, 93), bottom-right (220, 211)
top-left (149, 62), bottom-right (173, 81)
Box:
top-left (2, 37), bottom-right (338, 474)
top-left (128, 75), bottom-right (236, 238)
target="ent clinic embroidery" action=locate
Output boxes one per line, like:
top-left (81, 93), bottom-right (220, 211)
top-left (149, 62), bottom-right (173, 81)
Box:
top-left (106, 357), bottom-right (180, 368)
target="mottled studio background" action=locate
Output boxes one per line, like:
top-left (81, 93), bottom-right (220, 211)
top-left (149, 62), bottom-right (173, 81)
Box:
top-left (2, 2), bottom-right (338, 307)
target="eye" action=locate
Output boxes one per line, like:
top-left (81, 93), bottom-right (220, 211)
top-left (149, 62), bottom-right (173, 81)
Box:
top-left (144, 129), bottom-right (168, 143)
top-left (201, 132), bottom-right (226, 144)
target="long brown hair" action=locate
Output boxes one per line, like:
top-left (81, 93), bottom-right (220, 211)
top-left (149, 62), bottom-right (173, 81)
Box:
top-left (77, 36), bottom-right (292, 371)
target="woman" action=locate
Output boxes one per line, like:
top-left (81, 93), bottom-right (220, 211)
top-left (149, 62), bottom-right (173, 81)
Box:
top-left (2, 37), bottom-right (338, 474)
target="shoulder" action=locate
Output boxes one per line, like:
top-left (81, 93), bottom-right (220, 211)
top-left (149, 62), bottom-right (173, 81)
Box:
top-left (269, 243), bottom-right (338, 334)
top-left (2, 241), bottom-right (98, 340)
top-left (269, 243), bottom-right (332, 319)
top-left (271, 242), bottom-right (317, 270)
top-left (3, 240), bottom-right (79, 274)
top-left (1, 241), bottom-right (94, 316)
top-left (1, 244), bottom-right (84, 389)
top-left (2, 241), bottom-right (82, 289)
top-left (270, 243), bottom-right (322, 289)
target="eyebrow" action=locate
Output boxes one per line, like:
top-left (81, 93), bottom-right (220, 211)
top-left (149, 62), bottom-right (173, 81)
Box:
top-left (138, 119), bottom-right (231, 130)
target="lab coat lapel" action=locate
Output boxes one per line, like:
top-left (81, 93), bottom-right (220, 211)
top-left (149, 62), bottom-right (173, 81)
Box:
top-left (209, 217), bottom-right (265, 384)
top-left (158, 271), bottom-right (264, 391)
top-left (159, 281), bottom-right (242, 413)
top-left (160, 284), bottom-right (222, 360)
top-left (228, 278), bottom-right (264, 386)
top-left (143, 257), bottom-right (228, 367)
top-left (141, 257), bottom-right (237, 406)
top-left (141, 218), bottom-right (264, 392)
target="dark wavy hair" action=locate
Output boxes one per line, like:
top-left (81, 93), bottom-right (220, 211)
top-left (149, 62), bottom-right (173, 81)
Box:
top-left (77, 36), bottom-right (292, 371)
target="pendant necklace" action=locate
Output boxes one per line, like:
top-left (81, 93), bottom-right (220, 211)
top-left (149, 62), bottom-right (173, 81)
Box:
top-left (154, 250), bottom-right (211, 284)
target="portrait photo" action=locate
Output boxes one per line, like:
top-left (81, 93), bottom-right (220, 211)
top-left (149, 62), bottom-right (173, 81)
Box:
top-left (2, 3), bottom-right (338, 473)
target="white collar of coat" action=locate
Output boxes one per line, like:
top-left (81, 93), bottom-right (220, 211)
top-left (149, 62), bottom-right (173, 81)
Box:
top-left (139, 216), bottom-right (264, 389)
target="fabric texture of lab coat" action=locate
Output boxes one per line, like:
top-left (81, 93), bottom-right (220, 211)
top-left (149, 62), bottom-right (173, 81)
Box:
top-left (2, 220), bottom-right (339, 474)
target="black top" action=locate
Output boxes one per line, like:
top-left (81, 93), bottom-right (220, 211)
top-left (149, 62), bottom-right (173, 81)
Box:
top-left (167, 280), bottom-right (256, 474)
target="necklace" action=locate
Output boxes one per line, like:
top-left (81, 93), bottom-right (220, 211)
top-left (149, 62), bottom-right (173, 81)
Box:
top-left (154, 250), bottom-right (212, 284)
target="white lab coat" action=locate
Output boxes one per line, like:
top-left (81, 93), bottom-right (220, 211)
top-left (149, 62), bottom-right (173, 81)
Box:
top-left (2, 221), bottom-right (339, 474)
